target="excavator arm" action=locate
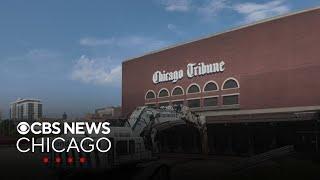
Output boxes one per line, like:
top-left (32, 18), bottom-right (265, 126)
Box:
top-left (127, 105), bottom-right (209, 155)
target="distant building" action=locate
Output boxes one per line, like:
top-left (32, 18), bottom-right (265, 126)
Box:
top-left (95, 106), bottom-right (121, 118)
top-left (10, 98), bottom-right (43, 121)
top-left (40, 117), bottom-right (61, 122)
top-left (62, 112), bottom-right (67, 120)
top-left (85, 106), bottom-right (122, 121)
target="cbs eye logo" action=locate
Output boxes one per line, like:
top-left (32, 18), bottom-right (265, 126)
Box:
top-left (17, 122), bottom-right (30, 135)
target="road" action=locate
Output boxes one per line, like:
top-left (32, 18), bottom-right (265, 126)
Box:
top-left (0, 146), bottom-right (245, 180)
top-left (0, 146), bottom-right (57, 180)
top-left (3, 146), bottom-right (310, 180)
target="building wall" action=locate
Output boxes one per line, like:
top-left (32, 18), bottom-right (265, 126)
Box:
top-left (95, 106), bottom-right (122, 118)
top-left (122, 8), bottom-right (320, 117)
top-left (10, 99), bottom-right (42, 121)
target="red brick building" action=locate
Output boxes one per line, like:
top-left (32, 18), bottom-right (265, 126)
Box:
top-left (122, 7), bottom-right (320, 155)
top-left (121, 8), bottom-right (320, 155)
top-left (122, 7), bottom-right (320, 117)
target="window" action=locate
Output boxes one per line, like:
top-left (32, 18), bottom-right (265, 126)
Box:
top-left (172, 101), bottom-right (184, 106)
top-left (223, 95), bottom-right (239, 105)
top-left (187, 99), bottom-right (200, 108)
top-left (223, 78), bottom-right (239, 89)
top-left (172, 86), bottom-right (184, 96)
top-left (38, 104), bottom-right (42, 118)
top-left (146, 103), bottom-right (156, 108)
top-left (204, 97), bottom-right (218, 107)
top-left (187, 84), bottom-right (200, 94)
top-left (136, 143), bottom-right (142, 153)
top-left (116, 141), bottom-right (128, 155)
top-left (159, 102), bottom-right (169, 107)
top-left (28, 103), bottom-right (34, 120)
top-left (145, 90), bottom-right (156, 99)
top-left (158, 88), bottom-right (169, 98)
top-left (129, 140), bottom-right (135, 154)
top-left (203, 81), bottom-right (218, 92)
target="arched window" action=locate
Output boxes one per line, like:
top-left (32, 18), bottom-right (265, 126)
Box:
top-left (145, 90), bottom-right (156, 99)
top-left (158, 88), bottom-right (169, 98)
top-left (172, 86), bottom-right (184, 96)
top-left (222, 78), bottom-right (239, 89)
top-left (203, 81), bottom-right (218, 92)
top-left (187, 84), bottom-right (201, 94)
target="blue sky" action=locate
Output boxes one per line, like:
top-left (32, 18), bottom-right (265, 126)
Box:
top-left (0, 0), bottom-right (319, 118)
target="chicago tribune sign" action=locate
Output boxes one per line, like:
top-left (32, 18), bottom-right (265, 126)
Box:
top-left (152, 61), bottom-right (225, 84)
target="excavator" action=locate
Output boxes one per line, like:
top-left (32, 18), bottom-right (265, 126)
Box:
top-left (126, 105), bottom-right (208, 155)
top-left (48, 105), bottom-right (207, 179)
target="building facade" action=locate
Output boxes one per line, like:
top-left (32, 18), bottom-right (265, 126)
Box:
top-left (95, 106), bottom-right (122, 118)
top-left (122, 7), bottom-right (320, 117)
top-left (122, 8), bottom-right (320, 155)
top-left (10, 98), bottom-right (43, 121)
top-left (85, 106), bottom-right (122, 121)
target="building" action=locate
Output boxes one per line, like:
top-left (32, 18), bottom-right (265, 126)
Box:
top-left (95, 106), bottom-right (121, 118)
top-left (62, 112), bottom-right (67, 120)
top-left (10, 98), bottom-right (43, 121)
top-left (85, 106), bottom-right (122, 121)
top-left (122, 8), bottom-right (320, 154)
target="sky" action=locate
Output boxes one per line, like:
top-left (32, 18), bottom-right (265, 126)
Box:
top-left (0, 0), bottom-right (319, 119)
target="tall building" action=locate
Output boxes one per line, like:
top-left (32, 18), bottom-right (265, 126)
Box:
top-left (10, 98), bottom-right (43, 121)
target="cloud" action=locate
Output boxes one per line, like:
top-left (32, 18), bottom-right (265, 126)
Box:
top-left (233, 0), bottom-right (290, 24)
top-left (157, 0), bottom-right (192, 12)
top-left (197, 0), bottom-right (229, 20)
top-left (1, 49), bottom-right (64, 76)
top-left (156, 0), bottom-right (229, 21)
top-left (71, 55), bottom-right (121, 86)
top-left (167, 23), bottom-right (184, 35)
top-left (114, 36), bottom-right (169, 49)
top-left (167, 23), bottom-right (178, 32)
top-left (79, 37), bottom-right (114, 46)
top-left (156, 0), bottom-right (291, 24)
top-left (80, 36), bottom-right (168, 50)
top-left (76, 35), bottom-right (170, 86)
top-left (79, 35), bottom-right (170, 60)
top-left (7, 49), bottom-right (61, 62)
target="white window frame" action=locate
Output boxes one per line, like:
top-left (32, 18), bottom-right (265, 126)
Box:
top-left (222, 93), bottom-right (240, 106)
top-left (203, 81), bottom-right (219, 92)
top-left (158, 101), bottom-right (170, 107)
top-left (158, 88), bottom-right (170, 98)
top-left (222, 77), bottom-right (240, 90)
top-left (145, 90), bottom-right (156, 100)
top-left (186, 98), bottom-right (201, 108)
top-left (202, 95), bottom-right (219, 107)
top-left (186, 83), bottom-right (201, 94)
top-left (171, 86), bottom-right (185, 96)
